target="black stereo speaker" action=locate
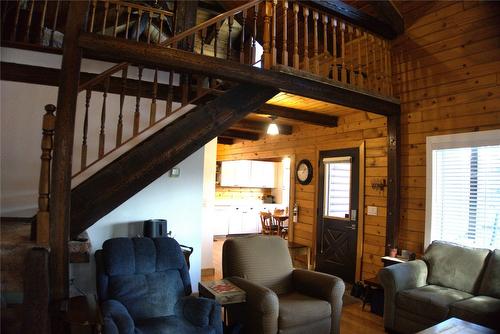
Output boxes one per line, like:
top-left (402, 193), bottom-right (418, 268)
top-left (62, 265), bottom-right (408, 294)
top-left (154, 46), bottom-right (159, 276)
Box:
top-left (143, 219), bottom-right (168, 238)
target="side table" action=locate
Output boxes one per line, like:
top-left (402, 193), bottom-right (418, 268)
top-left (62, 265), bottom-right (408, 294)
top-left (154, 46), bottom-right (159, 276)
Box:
top-left (63, 294), bottom-right (103, 334)
top-left (198, 279), bottom-right (246, 325)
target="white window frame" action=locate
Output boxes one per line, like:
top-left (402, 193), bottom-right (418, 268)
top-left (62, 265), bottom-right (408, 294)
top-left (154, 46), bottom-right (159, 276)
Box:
top-left (425, 129), bottom-right (500, 248)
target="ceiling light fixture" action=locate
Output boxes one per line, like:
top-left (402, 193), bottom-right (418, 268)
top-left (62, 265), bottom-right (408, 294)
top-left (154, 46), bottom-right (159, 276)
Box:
top-left (267, 116), bottom-right (279, 136)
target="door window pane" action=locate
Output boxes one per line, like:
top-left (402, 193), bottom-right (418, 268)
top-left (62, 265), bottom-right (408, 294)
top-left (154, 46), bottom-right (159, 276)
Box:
top-left (323, 157), bottom-right (351, 218)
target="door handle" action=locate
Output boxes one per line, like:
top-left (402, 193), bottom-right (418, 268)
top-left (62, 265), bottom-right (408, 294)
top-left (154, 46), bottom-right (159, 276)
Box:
top-left (346, 223), bottom-right (357, 230)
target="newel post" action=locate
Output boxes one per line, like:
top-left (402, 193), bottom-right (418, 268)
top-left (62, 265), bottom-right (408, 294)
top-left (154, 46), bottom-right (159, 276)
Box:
top-left (262, 0), bottom-right (273, 69)
top-left (36, 104), bottom-right (56, 245)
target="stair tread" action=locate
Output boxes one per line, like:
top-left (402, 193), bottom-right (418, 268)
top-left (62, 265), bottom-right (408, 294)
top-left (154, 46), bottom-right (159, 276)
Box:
top-left (0, 220), bottom-right (32, 246)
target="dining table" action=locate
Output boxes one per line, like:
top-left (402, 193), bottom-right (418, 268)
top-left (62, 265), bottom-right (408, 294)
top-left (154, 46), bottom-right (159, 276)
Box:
top-left (272, 213), bottom-right (289, 237)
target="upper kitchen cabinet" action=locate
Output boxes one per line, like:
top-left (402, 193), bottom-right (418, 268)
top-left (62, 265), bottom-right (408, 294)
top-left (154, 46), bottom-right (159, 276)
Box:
top-left (220, 160), bottom-right (276, 188)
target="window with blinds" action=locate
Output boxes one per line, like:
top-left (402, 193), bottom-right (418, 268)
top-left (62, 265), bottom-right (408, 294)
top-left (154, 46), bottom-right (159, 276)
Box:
top-left (323, 157), bottom-right (351, 219)
top-left (430, 144), bottom-right (500, 249)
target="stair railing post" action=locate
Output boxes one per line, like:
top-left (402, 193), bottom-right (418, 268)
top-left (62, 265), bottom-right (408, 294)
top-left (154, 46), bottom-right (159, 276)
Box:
top-left (36, 104), bottom-right (56, 246)
top-left (49, 0), bottom-right (89, 307)
top-left (262, 0), bottom-right (273, 69)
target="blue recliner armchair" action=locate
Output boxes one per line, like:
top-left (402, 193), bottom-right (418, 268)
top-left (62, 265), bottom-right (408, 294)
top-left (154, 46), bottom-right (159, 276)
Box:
top-left (95, 237), bottom-right (223, 334)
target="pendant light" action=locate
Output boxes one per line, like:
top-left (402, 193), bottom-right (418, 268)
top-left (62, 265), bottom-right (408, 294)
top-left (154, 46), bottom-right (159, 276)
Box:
top-left (267, 116), bottom-right (279, 135)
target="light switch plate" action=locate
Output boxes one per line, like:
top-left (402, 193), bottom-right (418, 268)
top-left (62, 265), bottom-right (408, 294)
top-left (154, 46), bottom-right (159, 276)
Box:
top-left (367, 206), bottom-right (378, 216)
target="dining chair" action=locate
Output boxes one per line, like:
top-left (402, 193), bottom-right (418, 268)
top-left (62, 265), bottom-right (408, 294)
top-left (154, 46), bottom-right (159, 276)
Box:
top-left (272, 209), bottom-right (288, 239)
top-left (259, 211), bottom-right (278, 235)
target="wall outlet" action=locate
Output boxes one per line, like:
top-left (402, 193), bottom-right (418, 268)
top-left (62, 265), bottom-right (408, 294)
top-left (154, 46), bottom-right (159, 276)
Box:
top-left (367, 206), bottom-right (378, 216)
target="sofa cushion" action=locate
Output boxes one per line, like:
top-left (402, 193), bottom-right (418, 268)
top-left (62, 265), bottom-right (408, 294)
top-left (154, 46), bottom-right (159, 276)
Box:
top-left (278, 292), bottom-right (331, 329)
top-left (479, 249), bottom-right (500, 298)
top-left (423, 241), bottom-right (491, 294)
top-left (449, 295), bottom-right (500, 330)
top-left (396, 285), bottom-right (473, 321)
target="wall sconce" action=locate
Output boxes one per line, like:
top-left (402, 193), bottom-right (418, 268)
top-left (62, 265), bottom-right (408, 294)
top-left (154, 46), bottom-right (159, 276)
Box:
top-left (371, 179), bottom-right (387, 191)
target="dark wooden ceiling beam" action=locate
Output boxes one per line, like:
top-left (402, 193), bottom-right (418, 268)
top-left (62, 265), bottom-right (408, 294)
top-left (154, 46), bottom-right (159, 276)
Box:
top-left (372, 1), bottom-right (405, 35)
top-left (231, 119), bottom-right (293, 135)
top-left (221, 129), bottom-right (260, 141)
top-left (78, 33), bottom-right (400, 116)
top-left (256, 104), bottom-right (338, 127)
top-left (217, 137), bottom-right (234, 145)
top-left (305, 0), bottom-right (400, 39)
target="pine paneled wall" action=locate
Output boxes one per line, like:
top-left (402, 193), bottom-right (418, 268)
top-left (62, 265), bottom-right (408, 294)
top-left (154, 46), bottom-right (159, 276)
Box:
top-left (217, 111), bottom-right (388, 280)
top-left (217, 1), bottom-right (500, 280)
top-left (394, 1), bottom-right (500, 254)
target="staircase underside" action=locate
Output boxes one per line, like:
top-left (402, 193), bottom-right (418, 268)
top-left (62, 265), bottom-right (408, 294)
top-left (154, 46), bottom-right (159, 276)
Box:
top-left (70, 83), bottom-right (278, 237)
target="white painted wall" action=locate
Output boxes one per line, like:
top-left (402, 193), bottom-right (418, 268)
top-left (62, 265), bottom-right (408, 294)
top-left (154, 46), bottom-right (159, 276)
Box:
top-left (1, 47), bottom-right (218, 294)
top-left (201, 139), bottom-right (217, 270)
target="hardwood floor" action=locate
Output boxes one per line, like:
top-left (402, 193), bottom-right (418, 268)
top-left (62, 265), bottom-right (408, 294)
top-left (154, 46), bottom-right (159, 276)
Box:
top-left (203, 236), bottom-right (386, 334)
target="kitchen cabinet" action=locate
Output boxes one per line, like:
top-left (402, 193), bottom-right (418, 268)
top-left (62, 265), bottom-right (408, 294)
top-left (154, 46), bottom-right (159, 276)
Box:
top-left (220, 160), bottom-right (276, 188)
top-left (214, 206), bottom-right (231, 236)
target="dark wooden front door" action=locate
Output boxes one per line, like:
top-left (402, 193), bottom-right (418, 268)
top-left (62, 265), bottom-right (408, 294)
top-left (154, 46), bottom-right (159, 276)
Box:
top-left (316, 148), bottom-right (359, 283)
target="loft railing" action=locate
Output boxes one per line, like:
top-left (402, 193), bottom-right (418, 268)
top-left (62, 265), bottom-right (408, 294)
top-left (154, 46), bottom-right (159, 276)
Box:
top-left (1, 0), bottom-right (174, 48)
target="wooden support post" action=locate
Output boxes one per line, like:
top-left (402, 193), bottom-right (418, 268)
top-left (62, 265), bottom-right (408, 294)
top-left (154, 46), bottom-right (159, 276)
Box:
top-left (37, 104), bottom-right (56, 245)
top-left (386, 113), bottom-right (401, 253)
top-left (49, 0), bottom-right (89, 304)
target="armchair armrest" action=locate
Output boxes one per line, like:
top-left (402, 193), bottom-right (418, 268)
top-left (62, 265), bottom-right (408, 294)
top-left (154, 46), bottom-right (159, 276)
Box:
top-left (176, 296), bottom-right (222, 334)
top-left (228, 276), bottom-right (279, 334)
top-left (292, 269), bottom-right (345, 334)
top-left (101, 299), bottom-right (134, 334)
top-left (379, 260), bottom-right (428, 329)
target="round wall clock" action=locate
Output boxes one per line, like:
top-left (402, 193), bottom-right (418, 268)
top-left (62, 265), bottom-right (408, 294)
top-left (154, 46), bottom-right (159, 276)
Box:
top-left (296, 159), bottom-right (313, 185)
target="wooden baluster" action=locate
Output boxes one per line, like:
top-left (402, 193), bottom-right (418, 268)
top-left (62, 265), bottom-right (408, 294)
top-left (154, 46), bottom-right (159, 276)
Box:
top-left (303, 7), bottom-right (310, 72)
top-left (357, 28), bottom-right (363, 88)
top-left (214, 21), bottom-right (221, 58)
top-left (312, 11), bottom-right (319, 74)
top-left (81, 89), bottom-right (91, 170)
top-left (181, 74), bottom-right (189, 107)
top-left (281, 1), bottom-right (288, 66)
top-left (293, 3), bottom-right (299, 69)
top-left (136, 10), bottom-right (143, 41)
top-left (348, 25), bottom-right (355, 85)
top-left (89, 0), bottom-right (97, 33)
top-left (165, 70), bottom-right (174, 115)
top-left (150, 69), bottom-right (158, 126)
top-left (322, 14), bottom-right (328, 58)
top-left (365, 31), bottom-right (370, 91)
top-left (387, 40), bottom-right (393, 96)
top-left (147, 11), bottom-right (153, 44)
top-left (378, 37), bottom-right (384, 94)
top-left (49, 0), bottom-right (60, 47)
top-left (102, 0), bottom-right (109, 34)
top-left (99, 77), bottom-right (110, 158)
top-left (240, 9), bottom-right (247, 64)
top-left (227, 16), bottom-right (234, 60)
top-left (113, 4), bottom-right (120, 37)
top-left (11, 0), bottom-right (21, 40)
top-left (200, 27), bottom-right (206, 56)
top-left (116, 66), bottom-right (128, 146)
top-left (340, 21), bottom-right (346, 83)
top-left (271, 0), bottom-right (277, 66)
top-left (372, 35), bottom-right (378, 93)
top-left (39, 0), bottom-right (48, 43)
top-left (158, 13), bottom-right (164, 43)
top-left (262, 1), bottom-right (272, 69)
top-left (251, 4), bottom-right (258, 64)
top-left (24, 0), bottom-right (35, 42)
top-left (37, 104), bottom-right (56, 245)
top-left (133, 66), bottom-right (143, 136)
top-left (331, 18), bottom-right (337, 81)
top-left (125, 7), bottom-right (132, 39)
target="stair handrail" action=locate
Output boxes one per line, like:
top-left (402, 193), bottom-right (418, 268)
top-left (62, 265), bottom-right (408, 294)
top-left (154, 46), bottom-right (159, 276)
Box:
top-left (78, 62), bottom-right (129, 92)
top-left (160, 0), bottom-right (263, 48)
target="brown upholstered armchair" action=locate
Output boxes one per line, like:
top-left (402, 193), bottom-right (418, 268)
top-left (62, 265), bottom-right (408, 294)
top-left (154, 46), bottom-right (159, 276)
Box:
top-left (222, 235), bottom-right (345, 334)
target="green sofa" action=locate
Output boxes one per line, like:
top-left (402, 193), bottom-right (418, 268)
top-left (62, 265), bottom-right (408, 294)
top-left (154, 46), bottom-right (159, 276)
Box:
top-left (379, 241), bottom-right (500, 333)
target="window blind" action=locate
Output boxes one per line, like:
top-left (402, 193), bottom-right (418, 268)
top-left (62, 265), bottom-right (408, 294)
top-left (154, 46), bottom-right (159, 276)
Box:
top-left (431, 145), bottom-right (500, 249)
top-left (323, 157), bottom-right (351, 219)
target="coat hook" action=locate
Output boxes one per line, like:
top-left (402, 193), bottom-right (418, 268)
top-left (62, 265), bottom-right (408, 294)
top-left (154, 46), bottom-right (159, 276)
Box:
top-left (371, 179), bottom-right (387, 191)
